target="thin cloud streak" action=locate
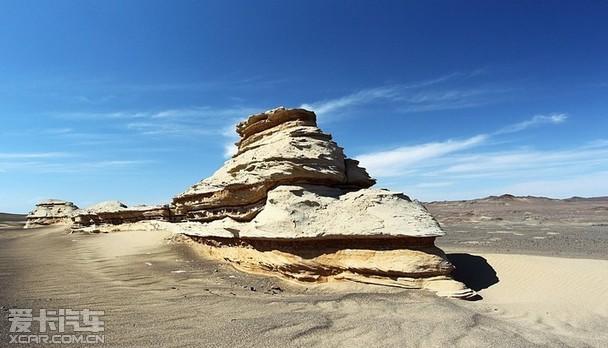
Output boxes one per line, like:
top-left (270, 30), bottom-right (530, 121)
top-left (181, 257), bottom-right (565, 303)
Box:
top-left (499, 171), bottom-right (608, 198)
top-left (356, 113), bottom-right (569, 178)
top-left (441, 145), bottom-right (608, 177)
top-left (0, 152), bottom-right (70, 159)
top-left (125, 122), bottom-right (220, 136)
top-left (0, 159), bottom-right (154, 174)
top-left (356, 135), bottom-right (487, 177)
top-left (352, 113), bottom-right (608, 200)
top-left (383, 143), bottom-right (608, 202)
top-left (223, 142), bottom-right (238, 158)
top-left (494, 113), bottom-right (568, 134)
top-left (300, 70), bottom-right (502, 118)
top-left (301, 86), bottom-right (398, 115)
top-left (57, 106), bottom-right (257, 121)
top-left (55, 106), bottom-right (257, 137)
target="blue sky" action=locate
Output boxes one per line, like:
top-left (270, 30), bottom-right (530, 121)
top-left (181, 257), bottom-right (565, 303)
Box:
top-left (1, 1), bottom-right (608, 213)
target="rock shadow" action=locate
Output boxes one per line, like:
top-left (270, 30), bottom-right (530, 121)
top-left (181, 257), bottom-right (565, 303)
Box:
top-left (447, 253), bottom-right (499, 292)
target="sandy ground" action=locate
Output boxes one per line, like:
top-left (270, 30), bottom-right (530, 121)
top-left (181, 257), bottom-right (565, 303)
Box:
top-left (1, 223), bottom-right (607, 347)
top-left (0, 213), bottom-right (25, 229)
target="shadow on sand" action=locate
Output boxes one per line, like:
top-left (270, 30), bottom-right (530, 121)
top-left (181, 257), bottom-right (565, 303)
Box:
top-left (447, 253), bottom-right (499, 295)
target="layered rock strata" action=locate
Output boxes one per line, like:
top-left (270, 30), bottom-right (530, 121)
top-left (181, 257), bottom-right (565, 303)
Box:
top-left (169, 107), bottom-right (475, 298)
top-left (24, 199), bottom-right (79, 228)
top-left (171, 107), bottom-right (375, 222)
top-left (71, 201), bottom-right (171, 230)
top-left (26, 107), bottom-right (475, 298)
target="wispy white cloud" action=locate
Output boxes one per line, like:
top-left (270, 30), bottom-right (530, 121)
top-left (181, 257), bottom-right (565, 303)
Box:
top-left (499, 171), bottom-right (608, 199)
top-left (70, 95), bottom-right (116, 105)
top-left (58, 111), bottom-right (150, 120)
top-left (300, 86), bottom-right (399, 116)
top-left (116, 76), bottom-right (287, 93)
top-left (149, 106), bottom-right (257, 120)
top-left (43, 128), bottom-right (73, 135)
top-left (0, 152), bottom-right (70, 159)
top-left (125, 122), bottom-right (220, 136)
top-left (440, 145), bottom-right (608, 178)
top-left (55, 106), bottom-right (257, 138)
top-left (397, 88), bottom-right (508, 113)
top-left (0, 158), bottom-right (154, 173)
top-left (356, 113), bottom-right (569, 179)
top-left (385, 142), bottom-right (608, 202)
top-left (414, 181), bottom-right (454, 188)
top-left (58, 106), bottom-right (257, 121)
top-left (356, 135), bottom-right (487, 177)
top-left (0, 151), bottom-right (155, 174)
top-left (85, 160), bottom-right (153, 168)
top-left (354, 113), bottom-right (608, 199)
top-left (217, 119), bottom-right (245, 158)
top-left (300, 70), bottom-right (504, 118)
top-left (223, 142), bottom-right (238, 158)
top-left (584, 139), bottom-right (608, 149)
top-left (494, 113), bottom-right (568, 134)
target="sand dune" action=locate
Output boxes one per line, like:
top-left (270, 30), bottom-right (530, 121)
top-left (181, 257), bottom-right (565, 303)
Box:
top-left (1, 226), bottom-right (606, 347)
top-left (453, 253), bottom-right (608, 346)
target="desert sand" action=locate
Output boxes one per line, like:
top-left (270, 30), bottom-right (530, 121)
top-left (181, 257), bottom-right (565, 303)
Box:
top-left (1, 209), bottom-right (607, 347)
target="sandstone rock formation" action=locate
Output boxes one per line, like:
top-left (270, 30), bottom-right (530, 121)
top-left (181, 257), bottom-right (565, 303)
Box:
top-left (72, 201), bottom-right (171, 231)
top-left (24, 199), bottom-right (79, 228)
top-left (27, 107), bottom-right (475, 298)
top-left (171, 107), bottom-right (375, 222)
top-left (168, 107), bottom-right (476, 298)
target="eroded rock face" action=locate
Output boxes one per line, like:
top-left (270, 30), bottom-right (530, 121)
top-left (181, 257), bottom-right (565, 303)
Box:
top-left (182, 184), bottom-right (444, 239)
top-left (172, 107), bottom-right (375, 222)
top-left (72, 201), bottom-right (171, 230)
top-left (166, 107), bottom-right (475, 298)
top-left (185, 235), bottom-right (473, 298)
top-left (54, 106), bottom-right (473, 298)
top-left (24, 199), bottom-right (79, 228)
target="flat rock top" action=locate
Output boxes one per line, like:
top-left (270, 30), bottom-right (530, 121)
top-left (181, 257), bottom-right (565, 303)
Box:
top-left (27, 199), bottom-right (79, 219)
top-left (80, 201), bottom-right (128, 213)
top-left (76, 201), bottom-right (167, 214)
top-left (36, 199), bottom-right (77, 207)
top-left (236, 107), bottom-right (316, 141)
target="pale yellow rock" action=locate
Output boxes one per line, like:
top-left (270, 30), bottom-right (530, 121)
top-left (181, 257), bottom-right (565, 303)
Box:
top-left (71, 201), bottom-right (171, 229)
top-left (179, 232), bottom-right (476, 299)
top-left (24, 199), bottom-right (79, 228)
top-left (64, 106), bottom-right (475, 299)
top-left (182, 184), bottom-right (444, 239)
top-left (172, 107), bottom-right (375, 219)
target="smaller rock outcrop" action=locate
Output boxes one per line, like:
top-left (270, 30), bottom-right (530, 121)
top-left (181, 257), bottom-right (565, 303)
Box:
top-left (24, 199), bottom-right (79, 228)
top-left (72, 201), bottom-right (171, 230)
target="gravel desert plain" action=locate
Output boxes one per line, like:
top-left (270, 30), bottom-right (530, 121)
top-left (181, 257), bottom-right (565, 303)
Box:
top-left (1, 195), bottom-right (607, 347)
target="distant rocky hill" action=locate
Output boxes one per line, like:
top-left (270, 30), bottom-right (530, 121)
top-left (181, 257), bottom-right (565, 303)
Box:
top-left (424, 194), bottom-right (608, 226)
top-left (0, 212), bottom-right (27, 229)
top-left (426, 194), bottom-right (608, 204)
top-left (0, 213), bottom-right (27, 221)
